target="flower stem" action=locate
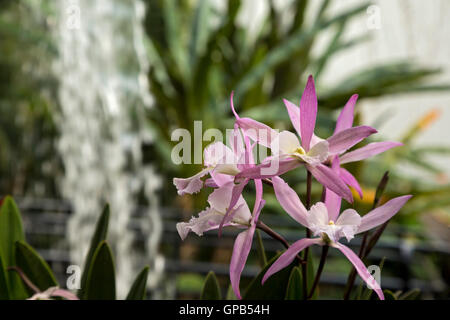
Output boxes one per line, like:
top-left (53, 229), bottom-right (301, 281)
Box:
top-left (7, 266), bottom-right (40, 294)
top-left (302, 170), bottom-right (313, 299)
top-left (343, 171), bottom-right (390, 300)
top-left (307, 245), bottom-right (329, 299)
top-left (256, 220), bottom-right (305, 264)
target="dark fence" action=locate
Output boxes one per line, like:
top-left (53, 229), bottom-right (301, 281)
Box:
top-left (14, 197), bottom-right (450, 299)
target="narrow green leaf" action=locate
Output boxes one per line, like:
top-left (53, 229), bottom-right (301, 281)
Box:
top-left (15, 241), bottom-right (58, 293)
top-left (0, 255), bottom-right (9, 300)
top-left (285, 267), bottom-right (303, 300)
top-left (79, 204), bottom-right (110, 298)
top-left (306, 249), bottom-right (317, 299)
top-left (126, 266), bottom-right (149, 300)
top-left (383, 289), bottom-right (398, 300)
top-left (189, 0), bottom-right (209, 70)
top-left (243, 252), bottom-right (297, 300)
top-left (0, 196), bottom-right (28, 299)
top-left (0, 196), bottom-right (25, 268)
top-left (200, 271), bottom-right (221, 300)
top-left (84, 241), bottom-right (116, 300)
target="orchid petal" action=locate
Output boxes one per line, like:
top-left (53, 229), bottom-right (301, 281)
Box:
top-left (272, 176), bottom-right (308, 227)
top-left (229, 125), bottom-right (245, 157)
top-left (237, 158), bottom-right (302, 179)
top-left (335, 209), bottom-right (361, 242)
top-left (230, 227), bottom-right (256, 299)
top-left (332, 242), bottom-right (384, 300)
top-left (327, 126), bottom-right (377, 155)
top-left (339, 168), bottom-right (363, 199)
top-left (307, 164), bottom-right (353, 203)
top-left (204, 142), bottom-right (235, 167)
top-left (300, 140), bottom-right (329, 166)
top-left (334, 94), bottom-right (358, 134)
top-left (324, 157), bottom-right (342, 221)
top-left (283, 99), bottom-right (301, 137)
top-left (358, 195), bottom-right (412, 234)
top-left (262, 238), bottom-right (322, 284)
top-left (300, 75), bottom-right (318, 152)
top-left (218, 180), bottom-right (250, 236)
top-left (173, 168), bottom-right (209, 195)
top-left (307, 202), bottom-right (329, 232)
top-left (271, 130), bottom-right (302, 155)
top-left (236, 117), bottom-right (278, 148)
top-left (176, 208), bottom-right (223, 240)
top-left (340, 141), bottom-right (403, 164)
top-left (252, 180), bottom-right (264, 222)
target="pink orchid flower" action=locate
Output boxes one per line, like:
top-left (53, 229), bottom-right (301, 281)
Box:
top-left (177, 181), bottom-right (265, 299)
top-left (263, 175), bottom-right (412, 300)
top-left (173, 128), bottom-right (245, 196)
top-left (314, 93), bottom-right (402, 199)
top-left (234, 75), bottom-right (394, 203)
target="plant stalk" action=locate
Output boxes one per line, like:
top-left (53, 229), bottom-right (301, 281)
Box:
top-left (307, 245), bottom-right (329, 299)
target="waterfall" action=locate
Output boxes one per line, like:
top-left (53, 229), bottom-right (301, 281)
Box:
top-left (54, 0), bottom-right (163, 297)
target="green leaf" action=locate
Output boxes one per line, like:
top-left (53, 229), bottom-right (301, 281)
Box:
top-left (0, 196), bottom-right (28, 299)
top-left (305, 249), bottom-right (317, 299)
top-left (0, 196), bottom-right (25, 268)
top-left (79, 204), bottom-right (110, 298)
top-left (383, 289), bottom-right (398, 300)
top-left (126, 266), bottom-right (149, 300)
top-left (0, 255), bottom-right (9, 300)
top-left (200, 271), bottom-right (221, 300)
top-left (84, 241), bottom-right (116, 300)
top-left (243, 252), bottom-right (297, 300)
top-left (398, 288), bottom-right (421, 300)
top-left (15, 241), bottom-right (58, 293)
top-left (285, 267), bottom-right (303, 300)
top-left (189, 0), bottom-right (209, 71)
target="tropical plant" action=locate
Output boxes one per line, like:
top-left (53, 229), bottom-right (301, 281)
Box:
top-left (0, 197), bottom-right (149, 300)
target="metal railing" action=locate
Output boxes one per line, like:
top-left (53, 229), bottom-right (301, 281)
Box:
top-left (13, 197), bottom-right (450, 299)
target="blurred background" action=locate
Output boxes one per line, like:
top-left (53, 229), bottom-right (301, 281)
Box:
top-left (0, 0), bottom-right (449, 299)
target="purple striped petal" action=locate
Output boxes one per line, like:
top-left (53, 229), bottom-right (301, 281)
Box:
top-left (324, 157), bottom-right (342, 221)
top-left (334, 94), bottom-right (358, 134)
top-left (300, 75), bottom-right (317, 152)
top-left (327, 126), bottom-right (377, 155)
top-left (332, 242), bottom-right (384, 300)
top-left (230, 227), bottom-right (256, 299)
top-left (307, 164), bottom-right (353, 203)
top-left (272, 176), bottom-right (308, 227)
top-left (358, 195), bottom-right (412, 233)
top-left (340, 141), bottom-right (403, 164)
top-left (283, 99), bottom-right (301, 138)
top-left (339, 168), bottom-right (363, 199)
top-left (262, 238), bottom-right (322, 284)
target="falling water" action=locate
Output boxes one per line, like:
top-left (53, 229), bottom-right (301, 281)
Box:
top-left (54, 0), bottom-right (163, 297)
